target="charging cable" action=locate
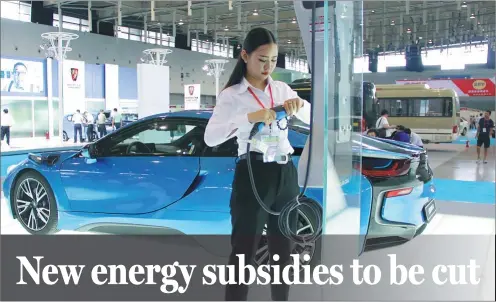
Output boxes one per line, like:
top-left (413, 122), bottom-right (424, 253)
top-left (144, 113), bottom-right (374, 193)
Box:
top-left (244, 2), bottom-right (321, 245)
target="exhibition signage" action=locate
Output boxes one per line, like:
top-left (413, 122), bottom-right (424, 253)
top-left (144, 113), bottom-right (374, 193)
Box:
top-left (63, 59), bottom-right (86, 114)
top-left (0, 58), bottom-right (45, 95)
top-left (395, 78), bottom-right (495, 97)
top-left (184, 84), bottom-right (201, 110)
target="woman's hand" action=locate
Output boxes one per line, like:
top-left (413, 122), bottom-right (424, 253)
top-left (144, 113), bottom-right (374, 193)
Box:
top-left (283, 98), bottom-right (303, 116)
top-left (248, 109), bottom-right (277, 125)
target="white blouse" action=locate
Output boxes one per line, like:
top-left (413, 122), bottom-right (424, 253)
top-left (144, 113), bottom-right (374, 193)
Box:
top-left (204, 76), bottom-right (311, 156)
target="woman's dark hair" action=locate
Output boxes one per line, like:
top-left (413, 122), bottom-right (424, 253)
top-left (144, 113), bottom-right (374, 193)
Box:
top-left (381, 109), bottom-right (389, 116)
top-left (223, 27), bottom-right (277, 90)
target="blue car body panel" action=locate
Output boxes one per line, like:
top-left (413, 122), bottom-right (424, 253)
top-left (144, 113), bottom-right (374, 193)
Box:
top-left (381, 179), bottom-right (436, 226)
top-left (2, 110), bottom-right (435, 243)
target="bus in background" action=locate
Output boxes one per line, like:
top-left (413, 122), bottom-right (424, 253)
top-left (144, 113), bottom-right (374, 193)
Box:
top-left (375, 84), bottom-right (460, 143)
top-left (288, 79), bottom-right (377, 132)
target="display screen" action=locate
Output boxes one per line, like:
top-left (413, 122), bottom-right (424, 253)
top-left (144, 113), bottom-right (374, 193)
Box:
top-left (0, 58), bottom-right (45, 94)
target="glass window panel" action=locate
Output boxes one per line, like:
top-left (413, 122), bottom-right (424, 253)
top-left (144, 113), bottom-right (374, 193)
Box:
top-left (63, 15), bottom-right (79, 23)
top-left (19, 4), bottom-right (30, 15)
top-left (129, 28), bottom-right (141, 35)
top-left (119, 26), bottom-right (129, 33)
top-left (118, 31), bottom-right (128, 39)
top-left (103, 121), bottom-right (204, 157)
top-left (19, 14), bottom-right (31, 22)
top-left (377, 98), bottom-right (452, 117)
top-left (63, 22), bottom-right (80, 31)
top-left (85, 101), bottom-right (104, 113)
top-left (130, 34), bottom-right (140, 41)
top-left (1, 99), bottom-right (33, 138)
top-left (81, 19), bottom-right (89, 26)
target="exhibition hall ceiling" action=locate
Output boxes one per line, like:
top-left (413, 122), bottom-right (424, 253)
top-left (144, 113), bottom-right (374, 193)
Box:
top-left (44, 1), bottom-right (495, 57)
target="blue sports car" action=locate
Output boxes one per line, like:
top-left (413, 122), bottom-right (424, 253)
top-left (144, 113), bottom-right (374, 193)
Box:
top-left (2, 110), bottom-right (436, 263)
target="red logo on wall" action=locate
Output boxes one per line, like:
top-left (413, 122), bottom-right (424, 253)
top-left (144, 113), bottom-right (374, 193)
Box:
top-left (71, 68), bottom-right (79, 81)
top-left (452, 78), bottom-right (495, 97)
top-left (188, 85), bottom-right (195, 95)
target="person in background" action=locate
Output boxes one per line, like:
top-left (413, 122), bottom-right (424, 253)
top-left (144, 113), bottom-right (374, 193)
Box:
top-left (82, 111), bottom-right (89, 141)
top-left (1, 108), bottom-right (15, 146)
top-left (476, 110), bottom-right (494, 164)
top-left (97, 109), bottom-right (107, 138)
top-left (476, 113), bottom-right (483, 126)
top-left (112, 108), bottom-right (122, 130)
top-left (375, 109), bottom-right (396, 138)
top-left (72, 109), bottom-right (84, 143)
top-left (405, 128), bottom-right (424, 148)
top-left (392, 125), bottom-right (410, 143)
top-left (85, 111), bottom-right (95, 142)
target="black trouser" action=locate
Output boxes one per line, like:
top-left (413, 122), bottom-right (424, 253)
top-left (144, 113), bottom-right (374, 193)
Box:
top-left (226, 153), bottom-right (299, 301)
top-left (98, 124), bottom-right (107, 138)
top-left (74, 124), bottom-right (83, 143)
top-left (86, 124), bottom-right (94, 142)
top-left (1, 126), bottom-right (11, 145)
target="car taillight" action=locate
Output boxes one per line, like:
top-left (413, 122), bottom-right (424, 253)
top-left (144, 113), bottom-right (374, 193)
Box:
top-left (357, 159), bottom-right (411, 178)
top-left (385, 187), bottom-right (413, 198)
top-left (452, 125), bottom-right (458, 133)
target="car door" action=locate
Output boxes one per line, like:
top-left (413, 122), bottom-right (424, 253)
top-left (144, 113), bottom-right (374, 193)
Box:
top-left (59, 118), bottom-right (203, 214)
top-left (170, 133), bottom-right (239, 213)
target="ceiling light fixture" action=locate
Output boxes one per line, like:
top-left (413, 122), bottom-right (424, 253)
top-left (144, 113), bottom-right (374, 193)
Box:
top-left (470, 13), bottom-right (475, 19)
top-left (292, 18), bottom-right (296, 24)
top-left (461, 2), bottom-right (467, 8)
top-left (178, 19), bottom-right (184, 25)
top-left (253, 9), bottom-right (258, 16)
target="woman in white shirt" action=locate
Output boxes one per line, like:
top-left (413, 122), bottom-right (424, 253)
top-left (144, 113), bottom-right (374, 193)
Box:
top-left (204, 27), bottom-right (311, 301)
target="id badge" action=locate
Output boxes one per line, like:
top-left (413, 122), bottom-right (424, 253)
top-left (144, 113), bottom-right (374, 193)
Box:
top-left (483, 128), bottom-right (487, 133)
top-left (261, 135), bottom-right (280, 162)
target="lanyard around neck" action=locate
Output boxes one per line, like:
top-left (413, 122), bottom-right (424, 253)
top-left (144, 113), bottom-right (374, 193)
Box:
top-left (247, 85), bottom-right (274, 109)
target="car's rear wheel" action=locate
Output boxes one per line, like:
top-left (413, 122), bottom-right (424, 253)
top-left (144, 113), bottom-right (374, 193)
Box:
top-left (12, 171), bottom-right (59, 235)
top-left (254, 205), bottom-right (322, 272)
top-left (63, 131), bottom-right (68, 141)
top-left (462, 128), bottom-right (467, 136)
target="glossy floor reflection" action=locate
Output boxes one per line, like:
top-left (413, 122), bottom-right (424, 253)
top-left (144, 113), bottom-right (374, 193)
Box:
top-left (430, 146), bottom-right (496, 182)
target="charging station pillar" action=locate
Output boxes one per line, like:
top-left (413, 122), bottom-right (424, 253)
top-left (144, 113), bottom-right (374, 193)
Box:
top-left (294, 0), bottom-right (364, 280)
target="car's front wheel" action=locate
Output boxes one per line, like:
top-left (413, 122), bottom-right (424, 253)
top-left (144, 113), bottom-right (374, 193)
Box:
top-left (12, 171), bottom-right (59, 235)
